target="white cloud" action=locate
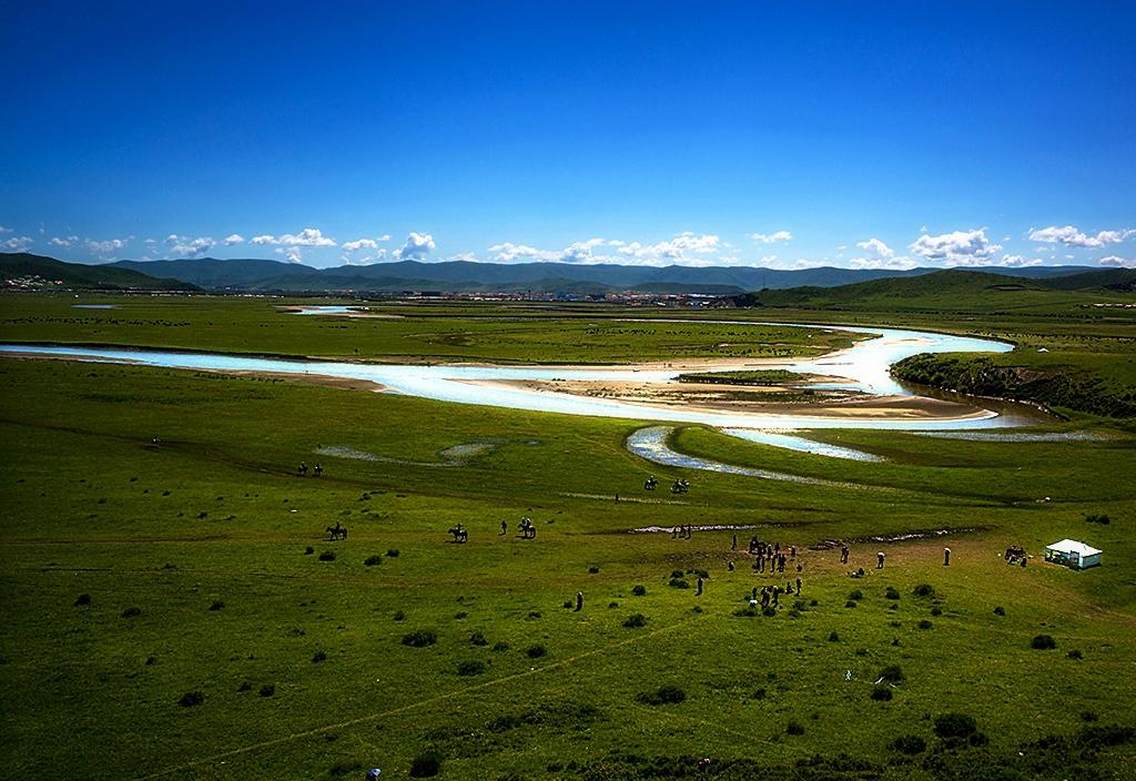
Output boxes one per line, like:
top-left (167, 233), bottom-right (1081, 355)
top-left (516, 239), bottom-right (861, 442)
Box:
top-left (251, 227), bottom-right (336, 247)
top-left (85, 237), bottom-right (131, 258)
top-left (909, 228), bottom-right (1001, 266)
top-left (165, 234), bottom-right (215, 257)
top-left (393, 232), bottom-right (436, 260)
top-left (0, 225), bottom-right (12, 234)
top-left (2, 235), bottom-right (34, 252)
top-left (486, 233), bottom-right (722, 266)
top-left (616, 232), bottom-right (722, 263)
top-left (488, 242), bottom-right (564, 263)
top-left (447, 252), bottom-right (478, 262)
top-left (748, 230), bottom-right (793, 244)
top-left (341, 249), bottom-right (388, 265)
top-left (997, 254), bottom-right (1044, 268)
top-left (849, 256), bottom-right (917, 270)
top-left (50, 235), bottom-right (79, 247)
top-left (275, 247), bottom-right (304, 263)
top-left (1028, 225), bottom-right (1135, 248)
top-left (223, 233), bottom-right (244, 246)
top-left (1099, 255), bottom-right (1134, 268)
top-left (342, 238), bottom-right (381, 252)
top-left (854, 237), bottom-right (894, 259)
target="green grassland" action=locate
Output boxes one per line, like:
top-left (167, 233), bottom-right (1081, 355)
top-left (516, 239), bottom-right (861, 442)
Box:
top-left (1, 293), bottom-right (1135, 779)
top-left (0, 293), bottom-right (857, 364)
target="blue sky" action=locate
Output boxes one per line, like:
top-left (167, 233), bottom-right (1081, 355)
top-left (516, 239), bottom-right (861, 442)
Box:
top-left (2, 1), bottom-right (1134, 269)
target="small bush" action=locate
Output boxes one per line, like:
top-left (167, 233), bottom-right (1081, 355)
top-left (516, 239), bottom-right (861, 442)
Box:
top-left (386, 549), bottom-right (400, 557)
top-left (608, 601), bottom-right (619, 608)
top-left (525, 644), bottom-right (547, 659)
top-left (878, 665), bottom-right (905, 684)
top-left (74, 593), bottom-right (91, 607)
top-left (402, 630), bottom-right (437, 648)
top-left (259, 684), bottom-right (275, 697)
top-left (786, 720), bottom-right (805, 735)
top-left (527, 611), bottom-right (542, 620)
top-left (845, 600), bottom-right (858, 608)
top-left (1031, 634), bottom-right (1057, 650)
top-left (917, 620), bottom-right (933, 630)
top-left (762, 606), bottom-right (776, 617)
top-left (827, 631), bottom-right (840, 642)
top-left (453, 611), bottom-right (468, 620)
top-left (1085, 513), bottom-right (1111, 525)
top-left (871, 686), bottom-right (893, 701)
top-left (913, 584), bottom-right (936, 598)
top-left (304, 546), bottom-right (314, 555)
top-left (469, 631), bottom-right (489, 646)
top-left (889, 734), bottom-right (926, 755)
top-left (393, 610), bottom-right (406, 622)
top-left (1067, 649), bottom-right (1083, 660)
top-left (318, 550), bottom-right (336, 562)
top-left (751, 688), bottom-right (767, 700)
top-left (668, 578), bottom-right (690, 589)
top-left (632, 585), bottom-right (647, 596)
top-left (848, 590), bottom-right (864, 601)
top-left (562, 600), bottom-right (573, 609)
top-left (177, 690), bottom-right (204, 707)
top-left (364, 555), bottom-right (382, 567)
top-left (969, 731), bottom-right (989, 747)
top-left (1081, 711), bottom-right (1099, 722)
top-left (885, 586), bottom-right (900, 600)
top-left (670, 570), bottom-right (684, 579)
top-left (993, 606), bottom-right (1005, 616)
top-left (492, 641), bottom-right (511, 652)
top-left (638, 685), bottom-right (686, 705)
top-left (457, 660), bottom-right (486, 676)
top-left (934, 713), bottom-right (977, 739)
top-left (312, 650), bottom-right (327, 663)
top-left (930, 606), bottom-right (942, 617)
top-left (409, 750), bottom-right (442, 778)
top-left (209, 600), bottom-right (224, 611)
top-left (588, 565), bottom-right (600, 574)
top-left (121, 607), bottom-right (141, 618)
top-left (237, 681), bottom-right (252, 692)
top-left (623, 613), bottom-right (648, 628)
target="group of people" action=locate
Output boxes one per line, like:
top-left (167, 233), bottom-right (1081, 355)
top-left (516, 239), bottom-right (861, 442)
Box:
top-left (737, 536), bottom-right (797, 576)
top-left (297, 462), bottom-right (323, 477)
top-left (748, 577), bottom-right (803, 610)
top-left (671, 524), bottom-right (695, 539)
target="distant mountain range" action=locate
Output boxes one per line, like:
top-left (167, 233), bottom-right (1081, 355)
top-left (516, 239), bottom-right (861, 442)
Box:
top-left (2, 251), bottom-right (1128, 297)
top-left (104, 255), bottom-right (1105, 295)
top-left (1, 253), bottom-right (197, 291)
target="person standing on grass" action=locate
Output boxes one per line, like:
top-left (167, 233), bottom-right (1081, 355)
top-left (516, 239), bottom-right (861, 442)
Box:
top-left (841, 544), bottom-right (850, 564)
top-left (796, 576), bottom-right (802, 595)
top-left (877, 551), bottom-right (885, 569)
top-left (732, 533), bottom-right (738, 551)
top-left (943, 547), bottom-right (951, 566)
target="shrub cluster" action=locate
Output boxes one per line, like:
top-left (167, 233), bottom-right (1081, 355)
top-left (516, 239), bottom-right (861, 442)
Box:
top-left (402, 630), bottom-right (437, 648)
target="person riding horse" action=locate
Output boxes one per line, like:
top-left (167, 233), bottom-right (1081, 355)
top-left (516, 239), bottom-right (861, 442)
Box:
top-left (519, 516), bottom-right (537, 539)
top-left (448, 524), bottom-right (469, 543)
top-left (644, 475), bottom-right (658, 491)
top-left (298, 462), bottom-right (308, 476)
top-left (325, 521), bottom-right (348, 540)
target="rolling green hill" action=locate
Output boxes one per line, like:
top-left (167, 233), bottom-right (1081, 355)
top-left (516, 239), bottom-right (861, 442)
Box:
top-left (1, 253), bottom-right (197, 291)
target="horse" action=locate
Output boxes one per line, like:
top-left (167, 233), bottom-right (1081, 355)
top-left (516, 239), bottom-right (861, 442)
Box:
top-left (449, 525), bottom-right (469, 543)
top-left (644, 475), bottom-right (658, 491)
top-left (519, 517), bottom-right (537, 539)
top-left (671, 478), bottom-right (690, 494)
top-left (313, 463), bottom-right (323, 477)
top-left (298, 462), bottom-right (309, 477)
top-left (325, 522), bottom-right (348, 541)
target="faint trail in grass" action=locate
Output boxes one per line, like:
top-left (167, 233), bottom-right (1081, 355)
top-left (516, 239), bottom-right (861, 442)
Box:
top-left (138, 616), bottom-right (696, 779)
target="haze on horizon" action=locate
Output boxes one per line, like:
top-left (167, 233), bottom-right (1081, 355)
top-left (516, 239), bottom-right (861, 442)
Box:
top-left (1, 1), bottom-right (1134, 271)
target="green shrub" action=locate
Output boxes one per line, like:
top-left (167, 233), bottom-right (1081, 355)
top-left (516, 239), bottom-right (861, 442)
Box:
top-left (993, 606), bottom-right (1005, 616)
top-left (469, 631), bottom-right (488, 646)
top-left (889, 734), bottom-right (926, 755)
top-left (917, 620), bottom-right (933, 630)
top-left (525, 644), bottom-right (547, 659)
top-left (409, 750), bottom-right (442, 778)
top-left (177, 690), bottom-right (204, 707)
top-left (304, 546), bottom-right (314, 555)
top-left (588, 565), bottom-right (600, 574)
top-left (913, 584), bottom-right (936, 598)
top-left (668, 578), bottom-right (690, 589)
top-left (786, 720), bottom-right (805, 735)
top-left (877, 665), bottom-right (905, 684)
top-left (637, 685), bottom-right (686, 705)
top-left (121, 607), bottom-right (141, 618)
top-left (930, 606), bottom-right (942, 617)
top-left (1067, 649), bottom-right (1083, 660)
top-left (318, 550), bottom-right (336, 562)
top-left (623, 613), bottom-right (648, 628)
top-left (1031, 634), bottom-right (1057, 650)
top-left (74, 593), bottom-right (91, 607)
top-left (364, 555), bottom-right (382, 566)
top-left (1085, 513), bottom-right (1110, 525)
top-left (871, 686), bottom-right (893, 701)
top-left (934, 713), bottom-right (977, 739)
top-left (402, 630), bottom-right (437, 648)
top-left (209, 600), bottom-right (224, 611)
top-left (492, 641), bottom-right (511, 652)
top-left (828, 631), bottom-right (840, 642)
top-left (885, 587), bottom-right (900, 600)
top-left (457, 660), bottom-right (486, 676)
top-left (848, 590), bottom-right (864, 601)
top-left (259, 684), bottom-right (275, 697)
top-left (393, 610), bottom-right (406, 622)
top-left (312, 650), bottom-right (327, 663)
top-left (386, 549), bottom-right (400, 557)
top-left (632, 585), bottom-right (648, 596)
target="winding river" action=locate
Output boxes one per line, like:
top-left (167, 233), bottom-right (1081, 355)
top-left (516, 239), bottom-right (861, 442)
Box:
top-left (0, 321), bottom-right (1023, 468)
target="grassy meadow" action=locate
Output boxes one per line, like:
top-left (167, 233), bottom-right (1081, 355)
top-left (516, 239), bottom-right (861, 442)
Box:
top-left (1, 293), bottom-right (1134, 780)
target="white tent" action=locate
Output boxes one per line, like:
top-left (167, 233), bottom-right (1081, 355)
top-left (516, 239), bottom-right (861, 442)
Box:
top-left (1044, 539), bottom-right (1102, 569)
